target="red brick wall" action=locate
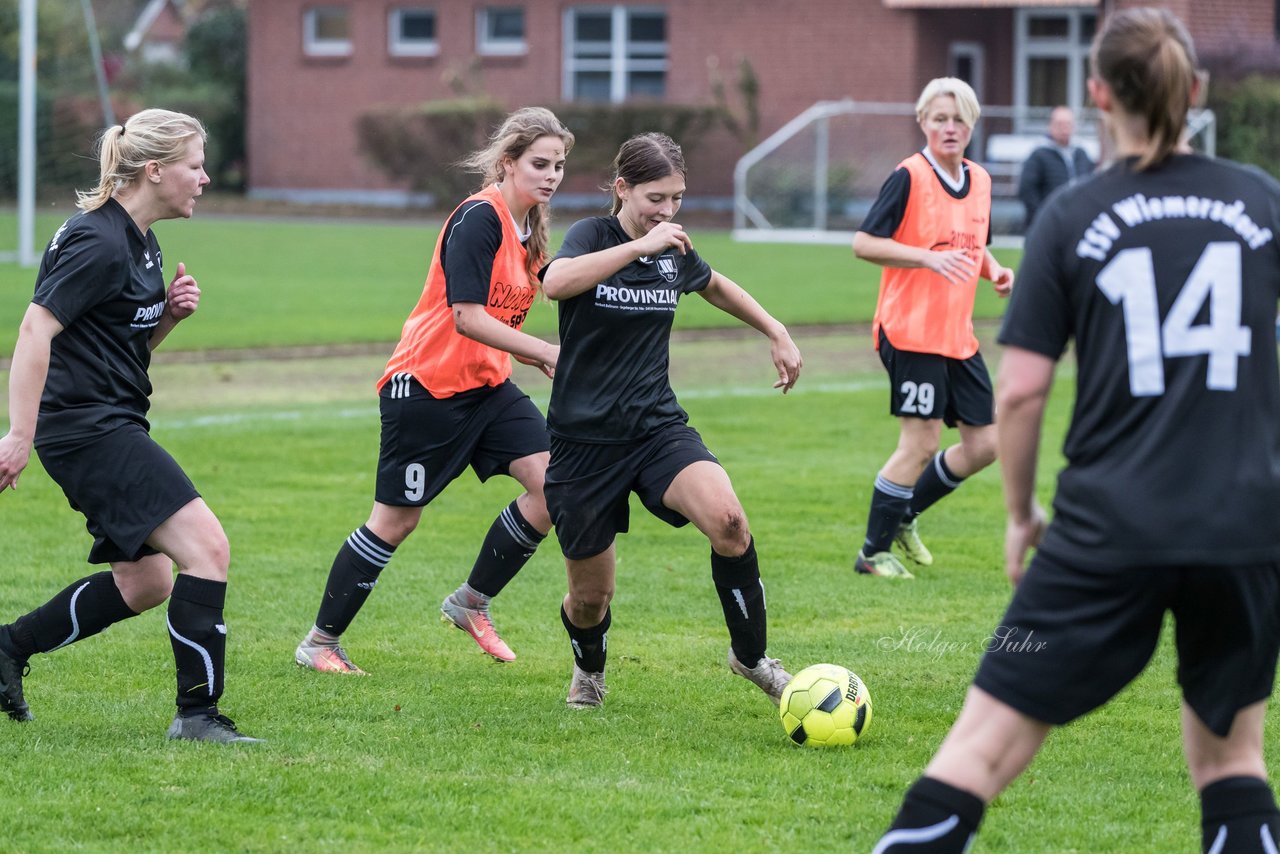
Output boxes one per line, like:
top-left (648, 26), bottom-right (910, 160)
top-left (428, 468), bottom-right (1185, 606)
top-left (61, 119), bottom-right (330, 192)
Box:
top-left (659, 0), bottom-right (923, 199)
top-left (247, 0), bottom-right (934, 201)
top-left (1186, 0), bottom-right (1276, 55)
top-left (245, 0), bottom-right (1277, 204)
top-left (248, 0), bottom-right (568, 197)
top-left (1112, 0), bottom-right (1277, 56)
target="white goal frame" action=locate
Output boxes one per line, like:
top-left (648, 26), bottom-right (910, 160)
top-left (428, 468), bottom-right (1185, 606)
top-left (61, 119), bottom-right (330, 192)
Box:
top-left (3, 0), bottom-right (38, 266)
top-left (732, 99), bottom-right (1216, 246)
top-left (5, 0), bottom-right (116, 267)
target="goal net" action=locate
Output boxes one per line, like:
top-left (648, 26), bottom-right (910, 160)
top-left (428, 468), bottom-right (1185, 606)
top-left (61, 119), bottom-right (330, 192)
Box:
top-left (1, 0), bottom-right (115, 265)
top-left (732, 100), bottom-right (1215, 245)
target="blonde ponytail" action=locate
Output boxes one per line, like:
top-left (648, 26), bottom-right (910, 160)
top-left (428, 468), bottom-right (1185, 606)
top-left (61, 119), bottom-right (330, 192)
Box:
top-left (75, 108), bottom-right (207, 211)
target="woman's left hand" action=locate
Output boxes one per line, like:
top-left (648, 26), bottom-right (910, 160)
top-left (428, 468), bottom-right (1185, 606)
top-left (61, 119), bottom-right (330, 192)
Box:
top-left (770, 330), bottom-right (803, 394)
top-left (165, 262), bottom-right (201, 321)
top-left (990, 264), bottom-right (1014, 298)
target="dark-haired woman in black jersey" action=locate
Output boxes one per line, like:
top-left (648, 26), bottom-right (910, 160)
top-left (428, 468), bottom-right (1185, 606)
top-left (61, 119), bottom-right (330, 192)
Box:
top-left (541, 132), bottom-right (802, 710)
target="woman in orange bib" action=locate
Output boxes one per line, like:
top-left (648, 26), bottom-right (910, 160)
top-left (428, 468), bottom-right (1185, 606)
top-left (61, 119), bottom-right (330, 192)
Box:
top-left (851, 78), bottom-right (1014, 579)
top-left (294, 107), bottom-right (573, 672)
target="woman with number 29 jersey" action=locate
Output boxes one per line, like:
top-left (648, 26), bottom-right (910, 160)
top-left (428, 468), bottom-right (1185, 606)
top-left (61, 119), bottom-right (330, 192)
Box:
top-left (851, 76), bottom-right (1015, 580)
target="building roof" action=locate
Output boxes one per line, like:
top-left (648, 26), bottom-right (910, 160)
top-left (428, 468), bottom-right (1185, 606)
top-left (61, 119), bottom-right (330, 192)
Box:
top-left (124, 0), bottom-right (185, 52)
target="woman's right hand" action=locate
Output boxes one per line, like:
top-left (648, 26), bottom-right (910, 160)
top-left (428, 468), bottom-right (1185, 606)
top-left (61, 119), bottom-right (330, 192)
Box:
top-left (924, 247), bottom-right (978, 285)
top-left (0, 432), bottom-right (31, 492)
top-left (1004, 502), bottom-right (1047, 587)
top-left (515, 342), bottom-right (558, 379)
top-left (634, 222), bottom-right (692, 257)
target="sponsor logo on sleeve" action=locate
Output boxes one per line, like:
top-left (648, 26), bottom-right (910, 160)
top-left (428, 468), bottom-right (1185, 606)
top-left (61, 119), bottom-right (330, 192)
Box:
top-left (656, 255), bottom-right (677, 282)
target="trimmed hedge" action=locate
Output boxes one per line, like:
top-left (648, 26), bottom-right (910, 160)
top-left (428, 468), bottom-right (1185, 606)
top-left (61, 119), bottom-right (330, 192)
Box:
top-left (0, 83), bottom-right (100, 200)
top-left (358, 98), bottom-right (508, 202)
top-left (1208, 75), bottom-right (1280, 179)
top-left (358, 100), bottom-right (721, 203)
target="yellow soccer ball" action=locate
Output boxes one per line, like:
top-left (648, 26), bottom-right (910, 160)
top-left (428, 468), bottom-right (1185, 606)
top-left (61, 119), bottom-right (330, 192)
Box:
top-left (779, 663), bottom-right (873, 747)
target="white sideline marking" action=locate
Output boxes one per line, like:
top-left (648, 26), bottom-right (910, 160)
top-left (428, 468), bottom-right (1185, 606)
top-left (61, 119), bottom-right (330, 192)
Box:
top-left (154, 380), bottom-right (888, 431)
top-left (159, 406), bottom-right (375, 429)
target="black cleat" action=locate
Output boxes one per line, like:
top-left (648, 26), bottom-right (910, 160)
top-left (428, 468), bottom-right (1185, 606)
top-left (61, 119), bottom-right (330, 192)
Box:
top-left (0, 643), bottom-right (33, 722)
top-left (166, 712), bottom-right (263, 744)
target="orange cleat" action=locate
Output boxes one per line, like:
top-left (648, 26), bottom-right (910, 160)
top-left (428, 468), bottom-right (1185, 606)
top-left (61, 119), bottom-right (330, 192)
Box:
top-left (440, 595), bottom-right (516, 662)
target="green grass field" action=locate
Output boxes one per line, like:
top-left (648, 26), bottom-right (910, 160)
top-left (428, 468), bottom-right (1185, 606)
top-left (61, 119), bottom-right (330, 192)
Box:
top-left (0, 211), bottom-right (1019, 355)
top-left (0, 215), bottom-right (1264, 852)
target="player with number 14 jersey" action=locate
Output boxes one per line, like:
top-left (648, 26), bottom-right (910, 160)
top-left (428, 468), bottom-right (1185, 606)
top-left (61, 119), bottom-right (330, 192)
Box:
top-left (1002, 153), bottom-right (1280, 566)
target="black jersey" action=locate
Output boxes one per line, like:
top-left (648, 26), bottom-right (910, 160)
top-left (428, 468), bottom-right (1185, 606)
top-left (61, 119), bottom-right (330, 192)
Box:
top-left (1000, 153), bottom-right (1280, 567)
top-left (31, 199), bottom-right (166, 448)
top-left (546, 216), bottom-right (713, 443)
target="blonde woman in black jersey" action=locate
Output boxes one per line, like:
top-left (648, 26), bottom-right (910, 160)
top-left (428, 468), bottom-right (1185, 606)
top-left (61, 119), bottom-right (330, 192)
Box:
top-left (0, 109), bottom-right (259, 742)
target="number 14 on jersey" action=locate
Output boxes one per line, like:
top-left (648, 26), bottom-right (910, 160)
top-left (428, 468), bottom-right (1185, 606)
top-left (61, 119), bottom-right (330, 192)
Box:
top-left (1097, 241), bottom-right (1251, 397)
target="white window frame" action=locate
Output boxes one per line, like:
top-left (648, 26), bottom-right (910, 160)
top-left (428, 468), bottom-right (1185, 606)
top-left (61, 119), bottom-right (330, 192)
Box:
top-left (303, 6), bottom-right (353, 58)
top-left (949, 41), bottom-right (986, 160)
top-left (562, 5), bottom-right (668, 103)
top-left (1013, 7), bottom-right (1096, 130)
top-left (389, 7), bottom-right (439, 58)
top-left (948, 42), bottom-right (985, 104)
top-left (477, 7), bottom-right (527, 56)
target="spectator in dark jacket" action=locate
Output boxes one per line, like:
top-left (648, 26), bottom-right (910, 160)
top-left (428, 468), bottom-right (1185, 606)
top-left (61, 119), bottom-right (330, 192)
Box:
top-left (1017, 106), bottom-right (1094, 229)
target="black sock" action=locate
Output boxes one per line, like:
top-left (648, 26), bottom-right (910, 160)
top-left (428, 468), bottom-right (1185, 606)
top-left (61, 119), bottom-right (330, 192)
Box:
top-left (0, 571), bottom-right (138, 661)
top-left (465, 500), bottom-right (545, 597)
top-left (875, 776), bottom-right (985, 853)
top-left (1200, 776), bottom-right (1280, 853)
top-left (167, 574), bottom-right (227, 718)
top-left (561, 605), bottom-right (610, 673)
top-left (864, 474), bottom-right (912, 554)
top-left (908, 451), bottom-right (964, 520)
top-left (711, 537), bottom-right (766, 668)
top-left (314, 526), bottom-right (395, 636)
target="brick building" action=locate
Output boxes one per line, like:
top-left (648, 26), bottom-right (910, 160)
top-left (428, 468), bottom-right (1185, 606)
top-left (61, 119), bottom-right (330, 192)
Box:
top-left (244, 1), bottom-right (1278, 207)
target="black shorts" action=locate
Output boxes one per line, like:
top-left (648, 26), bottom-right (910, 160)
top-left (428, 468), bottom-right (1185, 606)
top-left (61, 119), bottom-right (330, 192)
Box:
top-left (545, 423), bottom-right (720, 560)
top-left (878, 329), bottom-right (993, 427)
top-left (374, 376), bottom-right (549, 507)
top-left (973, 550), bottom-right (1280, 737)
top-left (36, 423), bottom-right (200, 565)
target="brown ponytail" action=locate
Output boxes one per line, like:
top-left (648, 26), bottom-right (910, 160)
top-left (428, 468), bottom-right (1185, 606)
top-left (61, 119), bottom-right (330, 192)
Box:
top-left (1091, 8), bottom-right (1198, 171)
top-left (608, 133), bottom-right (686, 215)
